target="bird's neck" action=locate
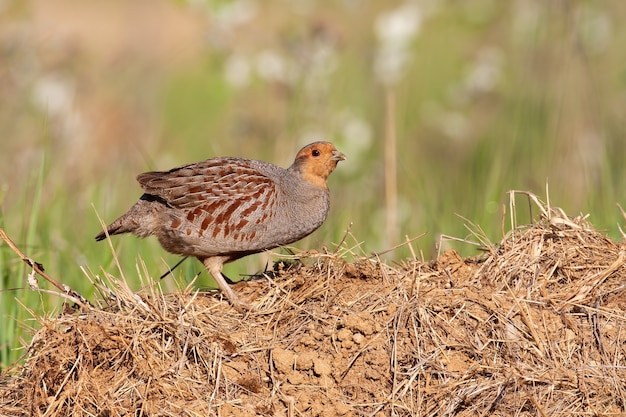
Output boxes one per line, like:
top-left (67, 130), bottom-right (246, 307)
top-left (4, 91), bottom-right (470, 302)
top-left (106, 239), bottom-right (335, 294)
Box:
top-left (289, 162), bottom-right (329, 190)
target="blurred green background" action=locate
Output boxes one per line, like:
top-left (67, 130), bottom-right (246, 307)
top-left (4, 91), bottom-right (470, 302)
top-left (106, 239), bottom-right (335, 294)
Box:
top-left (1, 0), bottom-right (626, 368)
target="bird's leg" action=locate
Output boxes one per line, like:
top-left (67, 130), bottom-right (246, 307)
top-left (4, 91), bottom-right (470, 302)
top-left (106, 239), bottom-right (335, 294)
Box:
top-left (201, 257), bottom-right (252, 312)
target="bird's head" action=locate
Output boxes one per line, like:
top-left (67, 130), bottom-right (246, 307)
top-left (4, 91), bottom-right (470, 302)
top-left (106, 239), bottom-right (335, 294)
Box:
top-left (292, 141), bottom-right (346, 188)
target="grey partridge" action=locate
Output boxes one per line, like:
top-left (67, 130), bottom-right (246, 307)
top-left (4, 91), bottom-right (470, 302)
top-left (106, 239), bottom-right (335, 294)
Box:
top-left (95, 141), bottom-right (346, 311)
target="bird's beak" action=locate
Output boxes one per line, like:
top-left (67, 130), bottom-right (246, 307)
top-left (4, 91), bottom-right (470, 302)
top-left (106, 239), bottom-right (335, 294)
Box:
top-left (331, 150), bottom-right (347, 162)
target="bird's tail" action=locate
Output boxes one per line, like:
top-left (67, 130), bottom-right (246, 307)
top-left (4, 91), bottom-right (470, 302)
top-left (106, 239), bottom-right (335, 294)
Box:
top-left (94, 217), bottom-right (131, 241)
top-left (95, 195), bottom-right (160, 242)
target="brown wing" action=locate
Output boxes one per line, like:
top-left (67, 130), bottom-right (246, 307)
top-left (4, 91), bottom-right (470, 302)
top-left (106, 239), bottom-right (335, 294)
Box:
top-left (136, 158), bottom-right (279, 242)
top-left (137, 157), bottom-right (275, 209)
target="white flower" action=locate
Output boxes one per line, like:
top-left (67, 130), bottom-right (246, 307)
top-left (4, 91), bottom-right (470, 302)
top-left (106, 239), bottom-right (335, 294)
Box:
top-left (255, 50), bottom-right (295, 84)
top-left (224, 54), bottom-right (251, 88)
top-left (374, 1), bottom-right (422, 84)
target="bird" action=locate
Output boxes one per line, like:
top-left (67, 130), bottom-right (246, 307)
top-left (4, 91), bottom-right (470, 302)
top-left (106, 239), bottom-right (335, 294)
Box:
top-left (95, 141), bottom-right (346, 312)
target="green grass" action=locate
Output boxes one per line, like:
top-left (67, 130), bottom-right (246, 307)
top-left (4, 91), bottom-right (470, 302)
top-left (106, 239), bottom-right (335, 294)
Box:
top-left (1, 148), bottom-right (48, 369)
top-left (2, 1), bottom-right (626, 370)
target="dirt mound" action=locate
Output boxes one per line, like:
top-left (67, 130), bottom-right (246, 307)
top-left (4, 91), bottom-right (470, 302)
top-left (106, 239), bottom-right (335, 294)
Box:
top-left (2, 200), bottom-right (626, 416)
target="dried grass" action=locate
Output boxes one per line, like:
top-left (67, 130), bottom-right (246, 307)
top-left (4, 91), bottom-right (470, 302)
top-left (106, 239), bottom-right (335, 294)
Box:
top-left (2, 192), bottom-right (626, 416)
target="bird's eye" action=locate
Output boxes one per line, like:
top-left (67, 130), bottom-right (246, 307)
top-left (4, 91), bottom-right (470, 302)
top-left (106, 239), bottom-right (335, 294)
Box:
top-left (312, 149), bottom-right (321, 157)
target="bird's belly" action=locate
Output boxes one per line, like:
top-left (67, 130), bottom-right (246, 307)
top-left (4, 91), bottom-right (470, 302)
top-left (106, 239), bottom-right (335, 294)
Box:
top-left (154, 200), bottom-right (328, 258)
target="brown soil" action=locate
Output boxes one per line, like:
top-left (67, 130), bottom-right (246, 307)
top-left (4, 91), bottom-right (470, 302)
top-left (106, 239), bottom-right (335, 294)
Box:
top-left (2, 204), bottom-right (626, 416)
